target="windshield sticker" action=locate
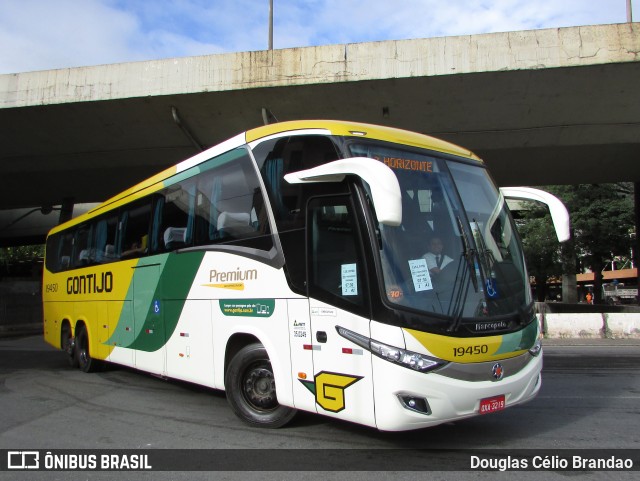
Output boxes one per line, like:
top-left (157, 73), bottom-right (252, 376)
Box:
top-left (408, 259), bottom-right (433, 292)
top-left (388, 286), bottom-right (403, 300)
top-left (341, 263), bottom-right (358, 296)
top-left (485, 278), bottom-right (500, 299)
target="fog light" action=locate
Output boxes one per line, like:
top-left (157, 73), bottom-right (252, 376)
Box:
top-left (398, 395), bottom-right (431, 415)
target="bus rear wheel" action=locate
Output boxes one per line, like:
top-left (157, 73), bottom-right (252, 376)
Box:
top-left (61, 323), bottom-right (78, 368)
top-left (225, 343), bottom-right (296, 428)
top-left (74, 326), bottom-right (100, 373)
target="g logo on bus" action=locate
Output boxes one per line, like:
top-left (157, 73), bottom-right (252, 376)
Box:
top-left (300, 371), bottom-right (362, 413)
top-left (492, 363), bottom-right (505, 381)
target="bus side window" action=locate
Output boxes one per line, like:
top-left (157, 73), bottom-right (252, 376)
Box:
top-left (194, 148), bottom-right (273, 252)
top-left (152, 181), bottom-right (194, 253)
top-left (119, 200), bottom-right (152, 259)
top-left (45, 234), bottom-right (60, 273)
top-left (58, 231), bottom-right (74, 271)
top-left (254, 135), bottom-right (341, 294)
top-left (95, 214), bottom-right (118, 263)
top-left (307, 196), bottom-right (368, 315)
top-left (73, 224), bottom-right (94, 267)
top-left (255, 135), bottom-right (340, 229)
top-left (45, 232), bottom-right (69, 273)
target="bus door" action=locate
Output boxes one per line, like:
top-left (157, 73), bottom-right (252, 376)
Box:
top-left (132, 263), bottom-right (166, 376)
top-left (302, 195), bottom-right (376, 428)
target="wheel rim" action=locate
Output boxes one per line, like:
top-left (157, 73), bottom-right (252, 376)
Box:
top-left (242, 361), bottom-right (278, 412)
top-left (78, 333), bottom-right (88, 366)
top-left (79, 348), bottom-right (88, 366)
top-left (62, 328), bottom-right (73, 356)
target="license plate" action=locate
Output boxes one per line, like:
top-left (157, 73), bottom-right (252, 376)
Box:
top-left (479, 395), bottom-right (505, 414)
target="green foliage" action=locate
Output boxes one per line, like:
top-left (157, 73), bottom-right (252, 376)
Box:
top-left (516, 203), bottom-right (563, 301)
top-left (547, 183), bottom-right (634, 271)
top-left (515, 183), bottom-right (634, 303)
top-left (0, 245), bottom-right (45, 263)
top-left (0, 245), bottom-right (45, 277)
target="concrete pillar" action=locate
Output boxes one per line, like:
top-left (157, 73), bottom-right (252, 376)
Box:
top-left (634, 182), bottom-right (640, 305)
top-left (58, 197), bottom-right (74, 224)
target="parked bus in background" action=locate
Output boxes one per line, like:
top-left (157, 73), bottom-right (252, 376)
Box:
top-left (43, 120), bottom-right (569, 431)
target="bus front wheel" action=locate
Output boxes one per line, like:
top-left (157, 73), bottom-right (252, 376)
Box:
top-left (225, 343), bottom-right (296, 428)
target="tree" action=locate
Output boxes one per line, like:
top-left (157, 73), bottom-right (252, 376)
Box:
top-left (0, 245), bottom-right (44, 278)
top-left (542, 184), bottom-right (634, 304)
top-left (516, 204), bottom-right (563, 301)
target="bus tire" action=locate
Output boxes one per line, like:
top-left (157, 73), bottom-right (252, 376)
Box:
top-left (61, 322), bottom-right (78, 368)
top-left (74, 325), bottom-right (99, 373)
top-left (225, 343), bottom-right (296, 428)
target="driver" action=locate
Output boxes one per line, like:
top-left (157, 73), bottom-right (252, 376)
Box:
top-left (423, 237), bottom-right (453, 274)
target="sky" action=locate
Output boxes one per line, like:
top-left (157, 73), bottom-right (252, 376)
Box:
top-left (0, 0), bottom-right (637, 74)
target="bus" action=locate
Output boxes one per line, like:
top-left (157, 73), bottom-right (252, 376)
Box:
top-left (43, 120), bottom-right (569, 431)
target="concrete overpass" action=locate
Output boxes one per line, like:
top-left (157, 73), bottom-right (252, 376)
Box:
top-left (0, 22), bottom-right (639, 244)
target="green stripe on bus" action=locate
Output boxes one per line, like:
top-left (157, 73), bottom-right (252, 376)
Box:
top-left (493, 320), bottom-right (538, 355)
top-left (107, 251), bottom-right (205, 352)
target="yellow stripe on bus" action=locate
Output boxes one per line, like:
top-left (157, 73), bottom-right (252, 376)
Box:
top-left (404, 328), bottom-right (528, 364)
top-left (246, 120), bottom-right (481, 161)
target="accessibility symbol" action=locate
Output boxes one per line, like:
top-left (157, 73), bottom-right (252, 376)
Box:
top-left (485, 279), bottom-right (499, 299)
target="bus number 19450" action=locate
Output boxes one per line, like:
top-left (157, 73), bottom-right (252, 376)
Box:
top-left (453, 344), bottom-right (489, 358)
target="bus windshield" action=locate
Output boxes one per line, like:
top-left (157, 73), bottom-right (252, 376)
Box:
top-left (349, 141), bottom-right (532, 328)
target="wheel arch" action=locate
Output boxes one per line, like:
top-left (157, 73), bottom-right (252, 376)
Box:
top-left (223, 338), bottom-right (297, 428)
top-left (223, 332), bottom-right (294, 406)
top-left (74, 319), bottom-right (88, 336)
top-left (60, 318), bottom-right (72, 341)
top-left (224, 333), bottom-right (262, 380)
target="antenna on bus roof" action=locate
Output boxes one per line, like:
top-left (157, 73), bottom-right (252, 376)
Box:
top-left (261, 107), bottom-right (279, 125)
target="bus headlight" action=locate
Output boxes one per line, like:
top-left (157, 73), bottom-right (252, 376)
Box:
top-left (336, 326), bottom-right (447, 373)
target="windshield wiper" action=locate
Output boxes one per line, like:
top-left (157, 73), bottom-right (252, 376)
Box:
top-left (447, 216), bottom-right (477, 332)
top-left (472, 218), bottom-right (495, 279)
top-left (457, 216), bottom-right (478, 291)
top-left (447, 260), bottom-right (471, 333)
top-left (471, 218), bottom-right (530, 325)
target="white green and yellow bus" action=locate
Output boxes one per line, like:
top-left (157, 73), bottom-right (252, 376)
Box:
top-left (43, 120), bottom-right (569, 431)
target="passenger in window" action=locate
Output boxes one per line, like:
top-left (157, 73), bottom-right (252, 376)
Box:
top-left (423, 237), bottom-right (453, 274)
top-left (122, 235), bottom-right (148, 259)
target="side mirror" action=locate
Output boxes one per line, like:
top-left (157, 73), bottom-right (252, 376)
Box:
top-left (284, 157), bottom-right (402, 226)
top-left (500, 187), bottom-right (570, 242)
